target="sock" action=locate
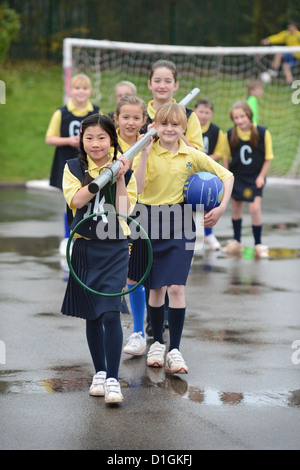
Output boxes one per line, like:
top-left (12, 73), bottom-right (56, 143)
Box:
top-left (64, 211), bottom-right (70, 238)
top-left (103, 311), bottom-right (123, 380)
top-left (232, 218), bottom-right (242, 242)
top-left (252, 224), bottom-right (262, 245)
top-left (128, 283), bottom-right (145, 337)
top-left (148, 305), bottom-right (165, 344)
top-left (145, 283), bottom-right (150, 326)
top-left (168, 307), bottom-right (186, 351)
top-left (205, 227), bottom-right (212, 236)
top-left (164, 292), bottom-right (169, 322)
top-left (86, 317), bottom-right (106, 373)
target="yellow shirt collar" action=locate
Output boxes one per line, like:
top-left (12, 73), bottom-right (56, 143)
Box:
top-left (116, 128), bottom-right (140, 152)
top-left (67, 98), bottom-right (95, 114)
top-left (153, 138), bottom-right (190, 156)
top-left (237, 124), bottom-right (257, 141)
top-left (86, 154), bottom-right (114, 175)
top-left (201, 121), bottom-right (210, 133)
top-left (147, 98), bottom-right (176, 119)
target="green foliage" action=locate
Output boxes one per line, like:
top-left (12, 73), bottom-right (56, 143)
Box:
top-left (0, 2), bottom-right (20, 64)
top-left (7, 0), bottom-right (300, 62)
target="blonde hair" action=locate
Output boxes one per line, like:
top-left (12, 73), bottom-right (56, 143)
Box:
top-left (154, 103), bottom-right (187, 128)
top-left (115, 94), bottom-right (147, 118)
top-left (71, 73), bottom-right (91, 89)
top-left (229, 101), bottom-right (258, 149)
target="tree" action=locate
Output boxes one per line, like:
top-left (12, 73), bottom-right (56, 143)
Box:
top-left (0, 2), bottom-right (20, 64)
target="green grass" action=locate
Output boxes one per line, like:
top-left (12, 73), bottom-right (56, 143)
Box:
top-left (0, 62), bottom-right (63, 182)
top-left (0, 61), bottom-right (299, 182)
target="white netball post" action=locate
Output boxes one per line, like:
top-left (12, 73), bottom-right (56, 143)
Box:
top-left (0, 340), bottom-right (6, 365)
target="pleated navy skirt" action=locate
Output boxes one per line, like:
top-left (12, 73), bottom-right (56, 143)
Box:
top-left (61, 237), bottom-right (129, 320)
top-left (232, 177), bottom-right (265, 202)
top-left (128, 204), bottom-right (195, 290)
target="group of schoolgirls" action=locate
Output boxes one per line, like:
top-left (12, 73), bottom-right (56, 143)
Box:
top-left (45, 59), bottom-right (273, 404)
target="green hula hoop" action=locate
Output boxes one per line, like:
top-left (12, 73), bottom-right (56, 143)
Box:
top-left (66, 211), bottom-right (152, 297)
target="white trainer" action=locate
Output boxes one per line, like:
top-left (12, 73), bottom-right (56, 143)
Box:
top-left (165, 349), bottom-right (188, 374)
top-left (147, 342), bottom-right (166, 368)
top-left (205, 233), bottom-right (221, 251)
top-left (255, 244), bottom-right (269, 259)
top-left (89, 371), bottom-right (106, 396)
top-left (222, 239), bottom-right (244, 254)
top-left (104, 378), bottom-right (124, 404)
top-left (123, 332), bottom-right (146, 356)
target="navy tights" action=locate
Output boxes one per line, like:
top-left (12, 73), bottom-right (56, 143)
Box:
top-left (86, 311), bottom-right (123, 380)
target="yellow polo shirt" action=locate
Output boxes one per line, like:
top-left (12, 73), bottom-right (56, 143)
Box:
top-left (132, 139), bottom-right (232, 206)
top-left (63, 155), bottom-right (137, 237)
top-left (147, 99), bottom-right (204, 151)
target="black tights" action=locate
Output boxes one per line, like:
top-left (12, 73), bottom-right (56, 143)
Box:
top-left (86, 311), bottom-right (123, 380)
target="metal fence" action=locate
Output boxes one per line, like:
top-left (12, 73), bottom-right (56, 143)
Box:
top-left (7, 0), bottom-right (300, 62)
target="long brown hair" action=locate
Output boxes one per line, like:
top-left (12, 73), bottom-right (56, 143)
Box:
top-left (229, 101), bottom-right (259, 150)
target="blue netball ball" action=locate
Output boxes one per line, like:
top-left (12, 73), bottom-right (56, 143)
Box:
top-left (183, 172), bottom-right (224, 212)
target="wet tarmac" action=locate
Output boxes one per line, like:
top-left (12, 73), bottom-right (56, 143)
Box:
top-left (0, 181), bottom-right (300, 450)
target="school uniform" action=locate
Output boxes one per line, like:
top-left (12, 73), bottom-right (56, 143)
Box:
top-left (131, 139), bottom-right (232, 289)
top-left (140, 99), bottom-right (204, 151)
top-left (46, 99), bottom-right (99, 189)
top-left (201, 121), bottom-right (225, 157)
top-left (223, 125), bottom-right (274, 202)
top-left (61, 155), bottom-right (137, 320)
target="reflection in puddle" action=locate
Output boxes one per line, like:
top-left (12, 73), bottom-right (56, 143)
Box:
top-left (269, 248), bottom-right (300, 260)
top-left (188, 387), bottom-right (300, 407)
top-left (0, 236), bottom-right (60, 257)
top-left (1, 367), bottom-right (300, 408)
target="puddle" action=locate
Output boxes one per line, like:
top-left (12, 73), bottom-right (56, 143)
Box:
top-left (184, 327), bottom-right (265, 345)
top-left (0, 236), bottom-right (60, 257)
top-left (1, 367), bottom-right (299, 408)
top-left (0, 188), bottom-right (62, 222)
top-left (269, 248), bottom-right (300, 260)
top-left (187, 387), bottom-right (300, 407)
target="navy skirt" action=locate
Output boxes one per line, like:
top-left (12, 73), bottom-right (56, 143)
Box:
top-left (232, 177), bottom-right (265, 202)
top-left (128, 204), bottom-right (195, 289)
top-left (61, 238), bottom-right (129, 320)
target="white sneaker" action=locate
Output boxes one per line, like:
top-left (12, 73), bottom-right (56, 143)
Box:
top-left (165, 349), bottom-right (188, 374)
top-left (147, 342), bottom-right (166, 368)
top-left (89, 371), bottom-right (106, 396)
top-left (104, 378), bottom-right (124, 404)
top-left (123, 332), bottom-right (146, 356)
top-left (205, 233), bottom-right (221, 251)
top-left (59, 237), bottom-right (73, 257)
top-left (222, 239), bottom-right (244, 254)
top-left (255, 244), bottom-right (269, 259)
